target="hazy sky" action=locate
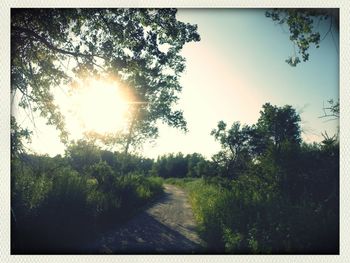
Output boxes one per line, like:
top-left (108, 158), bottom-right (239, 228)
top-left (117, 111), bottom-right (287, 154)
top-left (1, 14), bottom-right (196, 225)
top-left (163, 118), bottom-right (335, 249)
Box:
top-left (17, 9), bottom-right (339, 159)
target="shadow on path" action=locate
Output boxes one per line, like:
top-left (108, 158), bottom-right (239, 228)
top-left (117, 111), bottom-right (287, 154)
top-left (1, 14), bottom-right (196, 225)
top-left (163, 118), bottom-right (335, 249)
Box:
top-left (99, 213), bottom-right (202, 254)
top-left (90, 184), bottom-right (205, 254)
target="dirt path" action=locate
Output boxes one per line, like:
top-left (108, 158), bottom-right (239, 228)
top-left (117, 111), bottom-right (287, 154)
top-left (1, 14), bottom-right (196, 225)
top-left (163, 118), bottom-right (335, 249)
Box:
top-left (93, 184), bottom-right (204, 254)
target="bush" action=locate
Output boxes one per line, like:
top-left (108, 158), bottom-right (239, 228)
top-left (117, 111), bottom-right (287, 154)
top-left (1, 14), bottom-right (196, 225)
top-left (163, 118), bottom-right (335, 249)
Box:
top-left (177, 163), bottom-right (338, 254)
top-left (11, 153), bottom-right (164, 253)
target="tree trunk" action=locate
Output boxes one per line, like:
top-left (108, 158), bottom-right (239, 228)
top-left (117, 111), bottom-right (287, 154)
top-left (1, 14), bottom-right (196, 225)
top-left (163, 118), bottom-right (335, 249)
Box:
top-left (124, 108), bottom-right (138, 155)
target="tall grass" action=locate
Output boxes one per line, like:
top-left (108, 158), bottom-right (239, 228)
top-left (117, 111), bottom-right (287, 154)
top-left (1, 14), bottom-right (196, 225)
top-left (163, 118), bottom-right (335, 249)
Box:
top-left (164, 177), bottom-right (197, 188)
top-left (169, 176), bottom-right (338, 254)
top-left (11, 157), bottom-right (164, 253)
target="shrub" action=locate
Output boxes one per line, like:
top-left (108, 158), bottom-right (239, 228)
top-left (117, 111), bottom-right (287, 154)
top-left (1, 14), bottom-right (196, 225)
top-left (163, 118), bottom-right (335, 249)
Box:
top-left (12, 153), bottom-right (164, 253)
top-left (178, 164), bottom-right (338, 254)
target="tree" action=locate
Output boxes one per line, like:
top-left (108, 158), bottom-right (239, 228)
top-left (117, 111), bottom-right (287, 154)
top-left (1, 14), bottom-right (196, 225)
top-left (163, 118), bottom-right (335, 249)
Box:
top-left (186, 153), bottom-right (206, 177)
top-left (266, 9), bottom-right (340, 122)
top-left (255, 103), bottom-right (301, 152)
top-left (65, 139), bottom-right (101, 173)
top-left (211, 121), bottom-right (252, 178)
top-left (11, 8), bottom-right (200, 154)
top-left (210, 103), bottom-right (301, 178)
top-left (265, 8), bottom-right (338, 66)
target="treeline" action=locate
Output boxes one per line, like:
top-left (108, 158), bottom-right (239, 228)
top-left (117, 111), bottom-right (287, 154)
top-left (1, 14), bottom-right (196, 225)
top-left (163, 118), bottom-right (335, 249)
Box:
top-left (150, 152), bottom-right (212, 178)
top-left (166, 103), bottom-right (339, 254)
top-left (11, 140), bottom-right (164, 253)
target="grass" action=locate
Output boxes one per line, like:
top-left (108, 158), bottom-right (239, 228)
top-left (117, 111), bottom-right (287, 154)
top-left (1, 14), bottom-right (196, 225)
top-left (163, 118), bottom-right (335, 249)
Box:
top-left (165, 176), bottom-right (338, 254)
top-left (11, 158), bottom-right (164, 253)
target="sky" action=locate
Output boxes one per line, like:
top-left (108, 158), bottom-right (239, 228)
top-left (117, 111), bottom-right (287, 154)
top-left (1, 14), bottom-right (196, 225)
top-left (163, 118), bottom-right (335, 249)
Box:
top-left (16, 9), bottom-right (339, 159)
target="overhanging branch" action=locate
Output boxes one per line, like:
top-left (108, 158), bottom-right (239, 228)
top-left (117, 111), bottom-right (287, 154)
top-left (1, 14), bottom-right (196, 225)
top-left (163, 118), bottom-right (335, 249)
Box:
top-left (12, 26), bottom-right (106, 60)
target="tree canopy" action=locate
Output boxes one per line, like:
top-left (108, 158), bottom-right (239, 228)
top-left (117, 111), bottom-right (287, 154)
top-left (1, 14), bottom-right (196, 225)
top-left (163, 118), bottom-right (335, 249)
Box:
top-left (211, 103), bottom-right (301, 178)
top-left (265, 8), bottom-right (338, 67)
top-left (255, 103), bottom-right (301, 149)
top-left (11, 8), bottom-right (200, 154)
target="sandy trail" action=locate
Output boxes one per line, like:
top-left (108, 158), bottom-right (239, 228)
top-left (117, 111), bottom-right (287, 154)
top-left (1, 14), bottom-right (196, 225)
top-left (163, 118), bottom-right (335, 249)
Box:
top-left (93, 184), bottom-right (204, 254)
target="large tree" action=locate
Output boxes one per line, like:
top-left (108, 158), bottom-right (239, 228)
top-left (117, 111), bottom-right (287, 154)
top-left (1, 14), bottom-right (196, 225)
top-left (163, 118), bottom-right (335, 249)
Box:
top-left (210, 103), bottom-right (301, 178)
top-left (11, 8), bottom-right (200, 154)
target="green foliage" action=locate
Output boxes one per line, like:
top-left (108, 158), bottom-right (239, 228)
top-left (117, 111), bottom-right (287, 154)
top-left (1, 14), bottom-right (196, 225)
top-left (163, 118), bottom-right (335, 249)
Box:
top-left (165, 103), bottom-right (339, 254)
top-left (88, 160), bottom-right (115, 192)
top-left (185, 179), bottom-right (228, 251)
top-left (11, 100), bottom-right (339, 254)
top-left (11, 158), bottom-right (52, 216)
top-left (118, 174), bottom-right (163, 207)
top-left (11, 8), bottom-right (200, 151)
top-left (210, 103), bottom-right (301, 179)
top-left (211, 121), bottom-right (252, 178)
top-left (66, 139), bottom-right (101, 173)
top-left (11, 147), bottom-right (163, 253)
top-left (179, 143), bottom-right (338, 254)
top-left (164, 177), bottom-right (198, 188)
top-left (11, 116), bottom-right (32, 158)
top-left (256, 103), bottom-right (301, 150)
top-left (65, 139), bottom-right (154, 176)
top-left (265, 9), bottom-right (338, 66)
top-left (151, 152), bottom-right (211, 178)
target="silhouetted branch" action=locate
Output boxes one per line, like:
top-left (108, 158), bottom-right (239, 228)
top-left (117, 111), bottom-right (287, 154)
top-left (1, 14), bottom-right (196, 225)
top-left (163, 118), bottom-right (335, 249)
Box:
top-left (12, 26), bottom-right (106, 60)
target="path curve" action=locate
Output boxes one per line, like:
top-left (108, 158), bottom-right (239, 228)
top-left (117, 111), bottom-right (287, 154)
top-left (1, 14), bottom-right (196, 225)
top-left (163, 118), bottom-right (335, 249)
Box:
top-left (95, 184), bottom-right (204, 254)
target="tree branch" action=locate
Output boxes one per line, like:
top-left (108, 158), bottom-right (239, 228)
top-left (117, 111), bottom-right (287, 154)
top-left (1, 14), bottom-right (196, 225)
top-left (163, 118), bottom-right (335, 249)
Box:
top-left (12, 26), bottom-right (106, 60)
top-left (320, 15), bottom-right (333, 42)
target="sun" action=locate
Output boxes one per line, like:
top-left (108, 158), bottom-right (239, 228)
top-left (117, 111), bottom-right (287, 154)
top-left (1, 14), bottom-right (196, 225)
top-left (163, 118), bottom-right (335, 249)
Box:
top-left (70, 77), bottom-right (130, 134)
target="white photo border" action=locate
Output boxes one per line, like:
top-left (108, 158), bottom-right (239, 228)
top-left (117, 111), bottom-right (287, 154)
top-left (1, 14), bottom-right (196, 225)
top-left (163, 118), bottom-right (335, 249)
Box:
top-left (1, 0), bottom-right (348, 262)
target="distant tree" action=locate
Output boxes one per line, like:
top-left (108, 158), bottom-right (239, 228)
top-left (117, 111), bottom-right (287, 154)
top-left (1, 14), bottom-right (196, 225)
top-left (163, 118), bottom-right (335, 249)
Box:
top-left (65, 140), bottom-right (101, 173)
top-left (266, 8), bottom-right (338, 66)
top-left (163, 153), bottom-right (188, 178)
top-left (138, 157), bottom-right (154, 176)
top-left (151, 152), bottom-right (207, 178)
top-left (151, 156), bottom-right (168, 178)
top-left (211, 121), bottom-right (252, 178)
top-left (186, 153), bottom-right (206, 177)
top-left (254, 103), bottom-right (301, 152)
top-left (195, 159), bottom-right (215, 178)
top-left (11, 8), bottom-right (200, 154)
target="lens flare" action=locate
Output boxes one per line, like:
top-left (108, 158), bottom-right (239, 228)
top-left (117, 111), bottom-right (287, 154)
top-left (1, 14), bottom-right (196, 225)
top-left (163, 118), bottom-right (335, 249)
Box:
top-left (70, 77), bottom-right (130, 134)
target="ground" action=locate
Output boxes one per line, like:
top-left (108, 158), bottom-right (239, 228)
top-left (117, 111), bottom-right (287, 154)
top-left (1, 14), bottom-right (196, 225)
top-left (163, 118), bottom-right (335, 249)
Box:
top-left (90, 184), bottom-right (204, 254)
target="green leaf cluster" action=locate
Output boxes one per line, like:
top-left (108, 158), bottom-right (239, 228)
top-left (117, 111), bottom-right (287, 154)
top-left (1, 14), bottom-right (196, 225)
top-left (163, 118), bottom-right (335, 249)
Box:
top-left (11, 8), bottom-right (200, 151)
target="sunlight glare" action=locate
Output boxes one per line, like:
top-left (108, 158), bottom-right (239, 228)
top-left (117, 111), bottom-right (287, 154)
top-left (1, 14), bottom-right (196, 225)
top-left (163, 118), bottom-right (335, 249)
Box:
top-left (71, 78), bottom-right (130, 134)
